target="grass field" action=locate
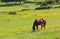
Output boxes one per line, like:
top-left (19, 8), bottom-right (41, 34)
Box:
top-left (0, 4), bottom-right (60, 39)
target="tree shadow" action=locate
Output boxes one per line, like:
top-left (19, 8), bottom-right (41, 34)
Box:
top-left (25, 1), bottom-right (35, 4)
top-left (25, 1), bottom-right (46, 5)
top-left (35, 7), bottom-right (51, 10)
top-left (36, 2), bottom-right (46, 5)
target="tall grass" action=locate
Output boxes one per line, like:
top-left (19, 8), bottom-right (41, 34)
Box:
top-left (0, 5), bottom-right (60, 39)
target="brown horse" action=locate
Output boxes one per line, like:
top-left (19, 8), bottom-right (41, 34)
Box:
top-left (32, 18), bottom-right (46, 31)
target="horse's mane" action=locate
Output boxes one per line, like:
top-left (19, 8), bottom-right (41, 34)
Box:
top-left (33, 19), bottom-right (37, 25)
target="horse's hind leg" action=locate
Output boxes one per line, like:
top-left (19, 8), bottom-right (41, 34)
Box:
top-left (44, 25), bottom-right (45, 30)
top-left (44, 22), bottom-right (46, 30)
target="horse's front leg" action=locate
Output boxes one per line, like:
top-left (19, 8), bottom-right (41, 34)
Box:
top-left (41, 25), bottom-right (43, 30)
top-left (36, 25), bottom-right (38, 30)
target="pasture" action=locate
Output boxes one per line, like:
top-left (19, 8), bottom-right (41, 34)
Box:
top-left (0, 4), bottom-right (60, 39)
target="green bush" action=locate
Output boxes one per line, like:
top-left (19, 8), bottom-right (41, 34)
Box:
top-left (35, 5), bottom-right (51, 10)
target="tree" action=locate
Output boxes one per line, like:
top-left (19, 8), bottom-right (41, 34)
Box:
top-left (2, 0), bottom-right (8, 4)
top-left (55, 0), bottom-right (60, 4)
top-left (2, 0), bottom-right (26, 5)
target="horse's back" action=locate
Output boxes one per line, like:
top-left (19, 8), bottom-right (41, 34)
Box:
top-left (36, 18), bottom-right (46, 25)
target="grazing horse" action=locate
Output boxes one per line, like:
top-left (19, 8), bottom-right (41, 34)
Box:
top-left (32, 18), bottom-right (46, 31)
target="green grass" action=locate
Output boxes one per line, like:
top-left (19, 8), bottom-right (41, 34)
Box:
top-left (0, 4), bottom-right (60, 39)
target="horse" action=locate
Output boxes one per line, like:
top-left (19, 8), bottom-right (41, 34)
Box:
top-left (32, 18), bottom-right (46, 31)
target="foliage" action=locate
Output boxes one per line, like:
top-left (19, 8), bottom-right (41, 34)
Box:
top-left (46, 0), bottom-right (55, 4)
top-left (2, 0), bottom-right (21, 2)
top-left (1, 0), bottom-right (26, 4)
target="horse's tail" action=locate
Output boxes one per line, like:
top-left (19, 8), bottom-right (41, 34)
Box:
top-left (32, 19), bottom-right (37, 31)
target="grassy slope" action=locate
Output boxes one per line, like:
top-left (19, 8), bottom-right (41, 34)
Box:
top-left (0, 5), bottom-right (60, 39)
